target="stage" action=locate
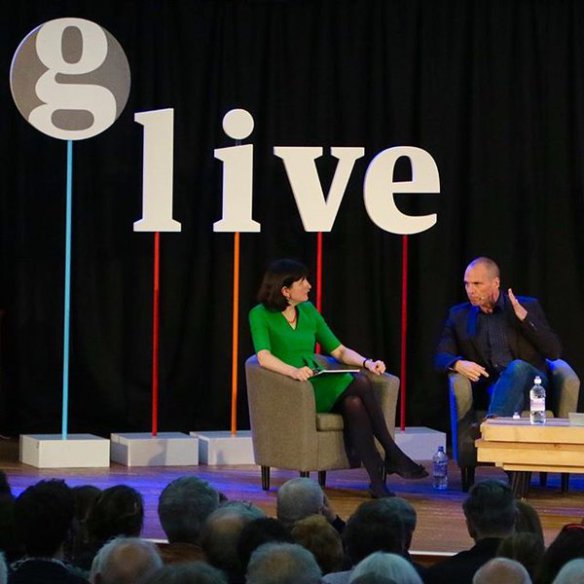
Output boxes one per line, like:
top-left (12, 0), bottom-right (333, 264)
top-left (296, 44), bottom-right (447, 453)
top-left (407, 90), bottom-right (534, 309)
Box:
top-left (1, 438), bottom-right (582, 557)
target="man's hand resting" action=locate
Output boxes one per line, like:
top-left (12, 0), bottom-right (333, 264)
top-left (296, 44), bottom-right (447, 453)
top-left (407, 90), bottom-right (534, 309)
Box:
top-left (453, 360), bottom-right (489, 383)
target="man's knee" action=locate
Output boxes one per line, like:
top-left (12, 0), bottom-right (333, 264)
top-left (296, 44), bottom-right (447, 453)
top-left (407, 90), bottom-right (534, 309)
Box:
top-left (505, 360), bottom-right (535, 380)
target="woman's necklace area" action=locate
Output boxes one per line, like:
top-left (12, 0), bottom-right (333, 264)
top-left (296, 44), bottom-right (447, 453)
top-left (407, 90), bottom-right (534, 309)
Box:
top-left (283, 308), bottom-right (297, 324)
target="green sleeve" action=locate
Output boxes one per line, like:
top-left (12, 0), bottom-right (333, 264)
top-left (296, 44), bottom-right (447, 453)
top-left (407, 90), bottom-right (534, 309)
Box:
top-left (249, 305), bottom-right (271, 353)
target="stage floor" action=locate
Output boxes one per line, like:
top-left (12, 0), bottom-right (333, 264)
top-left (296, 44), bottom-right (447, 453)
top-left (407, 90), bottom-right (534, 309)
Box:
top-left (1, 442), bottom-right (583, 555)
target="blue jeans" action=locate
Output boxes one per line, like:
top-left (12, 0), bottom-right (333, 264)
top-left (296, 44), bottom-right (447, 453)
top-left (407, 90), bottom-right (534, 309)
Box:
top-left (487, 359), bottom-right (548, 417)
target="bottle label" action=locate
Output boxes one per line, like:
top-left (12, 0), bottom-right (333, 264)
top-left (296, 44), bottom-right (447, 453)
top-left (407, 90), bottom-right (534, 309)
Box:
top-left (531, 398), bottom-right (545, 412)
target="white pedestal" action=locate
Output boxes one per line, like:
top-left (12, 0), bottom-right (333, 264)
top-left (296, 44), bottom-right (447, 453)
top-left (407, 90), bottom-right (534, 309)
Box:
top-left (394, 426), bottom-right (446, 460)
top-left (20, 434), bottom-right (110, 468)
top-left (110, 432), bottom-right (198, 466)
top-left (191, 430), bottom-right (254, 465)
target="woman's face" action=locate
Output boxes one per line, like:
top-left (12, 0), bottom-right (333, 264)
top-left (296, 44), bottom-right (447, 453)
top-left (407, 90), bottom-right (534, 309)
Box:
top-left (281, 277), bottom-right (311, 306)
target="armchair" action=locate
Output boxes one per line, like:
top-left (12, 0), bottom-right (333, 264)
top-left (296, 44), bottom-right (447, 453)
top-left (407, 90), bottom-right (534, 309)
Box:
top-left (449, 359), bottom-right (580, 491)
top-left (245, 354), bottom-right (399, 490)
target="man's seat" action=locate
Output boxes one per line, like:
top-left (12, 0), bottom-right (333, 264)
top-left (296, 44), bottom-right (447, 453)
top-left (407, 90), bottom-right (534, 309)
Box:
top-left (245, 354), bottom-right (399, 490)
top-left (449, 359), bottom-right (580, 491)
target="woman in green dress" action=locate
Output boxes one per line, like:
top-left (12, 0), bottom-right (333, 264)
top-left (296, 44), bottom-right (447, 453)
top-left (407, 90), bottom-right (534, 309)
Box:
top-left (249, 259), bottom-right (428, 498)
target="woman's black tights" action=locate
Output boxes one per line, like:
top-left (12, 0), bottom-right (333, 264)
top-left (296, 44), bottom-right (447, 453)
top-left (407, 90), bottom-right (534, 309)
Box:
top-left (332, 373), bottom-right (405, 485)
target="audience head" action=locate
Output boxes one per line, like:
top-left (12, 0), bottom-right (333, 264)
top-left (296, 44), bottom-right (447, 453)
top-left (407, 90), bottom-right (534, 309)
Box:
top-left (14, 479), bottom-right (74, 558)
top-left (349, 551), bottom-right (423, 584)
top-left (497, 532), bottom-right (544, 580)
top-left (551, 558), bottom-right (584, 584)
top-left (382, 497), bottom-right (417, 551)
top-left (291, 514), bottom-right (344, 574)
top-left (201, 500), bottom-right (265, 581)
top-left (276, 478), bottom-right (325, 530)
top-left (258, 259), bottom-right (309, 311)
top-left (0, 552), bottom-right (7, 584)
top-left (514, 500), bottom-right (544, 547)
top-left (246, 542), bottom-right (321, 584)
top-left (237, 517), bottom-right (293, 573)
top-left (472, 557), bottom-right (531, 584)
top-left (343, 499), bottom-right (406, 566)
top-left (462, 480), bottom-right (516, 540)
top-left (0, 476), bottom-right (21, 562)
top-left (536, 523), bottom-right (584, 584)
top-left (89, 536), bottom-right (162, 584)
top-left (144, 561), bottom-right (228, 584)
top-left (158, 476), bottom-right (220, 544)
top-left (86, 484), bottom-right (144, 543)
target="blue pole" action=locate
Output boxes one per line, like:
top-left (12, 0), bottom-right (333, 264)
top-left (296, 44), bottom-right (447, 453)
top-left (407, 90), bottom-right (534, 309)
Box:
top-left (62, 140), bottom-right (73, 439)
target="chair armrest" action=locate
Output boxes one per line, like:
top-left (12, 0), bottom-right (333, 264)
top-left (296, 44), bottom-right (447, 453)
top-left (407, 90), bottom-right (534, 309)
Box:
top-left (245, 356), bottom-right (320, 467)
top-left (548, 359), bottom-right (581, 417)
top-left (367, 370), bottom-right (399, 437)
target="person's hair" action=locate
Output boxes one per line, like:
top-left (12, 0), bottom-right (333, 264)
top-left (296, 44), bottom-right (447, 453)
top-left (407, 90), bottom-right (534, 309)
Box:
top-left (158, 476), bottom-right (220, 544)
top-left (496, 532), bottom-right (544, 580)
top-left (535, 523), bottom-right (584, 584)
top-left (246, 542), bottom-right (322, 584)
top-left (276, 478), bottom-right (324, 530)
top-left (201, 500), bottom-right (265, 581)
top-left (65, 484), bottom-right (102, 563)
top-left (291, 514), bottom-right (344, 575)
top-left (143, 561), bottom-right (228, 584)
top-left (551, 558), bottom-right (584, 584)
top-left (90, 536), bottom-right (162, 584)
top-left (381, 497), bottom-right (417, 550)
top-left (343, 499), bottom-right (406, 565)
top-left (472, 557), bottom-right (531, 584)
top-left (349, 551), bottom-right (423, 584)
top-left (514, 500), bottom-right (544, 547)
top-left (237, 517), bottom-right (293, 572)
top-left (14, 479), bottom-right (74, 557)
top-left (257, 259), bottom-right (309, 311)
top-left (467, 257), bottom-right (500, 279)
top-left (86, 485), bottom-right (144, 543)
top-left (462, 480), bottom-right (516, 539)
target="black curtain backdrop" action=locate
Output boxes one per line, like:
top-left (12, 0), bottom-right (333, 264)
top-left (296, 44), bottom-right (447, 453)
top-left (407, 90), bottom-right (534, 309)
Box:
top-left (2, 0), bottom-right (584, 439)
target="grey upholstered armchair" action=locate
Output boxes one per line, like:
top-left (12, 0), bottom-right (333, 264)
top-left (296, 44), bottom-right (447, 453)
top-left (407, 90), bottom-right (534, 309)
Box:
top-left (245, 354), bottom-right (400, 490)
top-left (449, 358), bottom-right (580, 491)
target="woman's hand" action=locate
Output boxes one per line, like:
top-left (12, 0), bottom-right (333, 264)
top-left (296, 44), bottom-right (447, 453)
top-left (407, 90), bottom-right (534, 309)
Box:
top-left (290, 366), bottom-right (314, 381)
top-left (365, 359), bottom-right (386, 375)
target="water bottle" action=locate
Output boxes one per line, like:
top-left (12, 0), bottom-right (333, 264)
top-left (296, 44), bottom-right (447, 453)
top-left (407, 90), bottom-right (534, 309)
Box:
top-left (529, 375), bottom-right (546, 425)
top-left (432, 446), bottom-right (448, 490)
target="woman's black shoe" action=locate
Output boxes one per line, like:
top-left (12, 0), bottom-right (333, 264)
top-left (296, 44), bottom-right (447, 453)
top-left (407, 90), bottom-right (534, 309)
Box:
top-left (368, 482), bottom-right (396, 498)
top-left (385, 459), bottom-right (429, 480)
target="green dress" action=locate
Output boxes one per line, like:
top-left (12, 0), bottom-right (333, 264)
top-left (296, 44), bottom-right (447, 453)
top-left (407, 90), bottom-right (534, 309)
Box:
top-left (249, 301), bottom-right (353, 412)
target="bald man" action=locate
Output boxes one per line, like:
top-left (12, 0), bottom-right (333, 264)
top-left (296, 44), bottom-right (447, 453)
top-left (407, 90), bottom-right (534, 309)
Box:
top-left (435, 257), bottom-right (561, 417)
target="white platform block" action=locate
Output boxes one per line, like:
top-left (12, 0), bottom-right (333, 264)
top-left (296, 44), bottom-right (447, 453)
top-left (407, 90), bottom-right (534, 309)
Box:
top-left (110, 432), bottom-right (198, 467)
top-left (192, 430), bottom-right (255, 465)
top-left (394, 426), bottom-right (446, 461)
top-left (20, 434), bottom-right (110, 468)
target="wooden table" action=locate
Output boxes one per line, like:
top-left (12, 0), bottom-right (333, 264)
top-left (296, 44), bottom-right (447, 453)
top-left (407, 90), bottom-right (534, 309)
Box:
top-left (476, 417), bottom-right (584, 496)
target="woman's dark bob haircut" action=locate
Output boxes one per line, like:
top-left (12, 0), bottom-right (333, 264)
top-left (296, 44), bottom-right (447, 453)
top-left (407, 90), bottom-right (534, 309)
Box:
top-left (257, 259), bottom-right (309, 312)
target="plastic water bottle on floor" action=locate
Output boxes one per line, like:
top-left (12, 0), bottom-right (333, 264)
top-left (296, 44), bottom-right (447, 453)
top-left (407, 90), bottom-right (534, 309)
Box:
top-left (529, 375), bottom-right (546, 425)
top-left (432, 446), bottom-right (448, 490)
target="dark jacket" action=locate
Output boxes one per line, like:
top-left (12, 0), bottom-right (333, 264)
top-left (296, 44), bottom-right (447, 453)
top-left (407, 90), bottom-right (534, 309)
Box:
top-left (434, 293), bottom-right (561, 374)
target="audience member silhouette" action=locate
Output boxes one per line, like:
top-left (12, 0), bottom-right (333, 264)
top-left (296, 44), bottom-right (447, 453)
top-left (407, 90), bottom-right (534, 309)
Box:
top-left (0, 470), bottom-right (22, 562)
top-left (497, 533), bottom-right (544, 581)
top-left (143, 561), bottom-right (228, 584)
top-left (88, 536), bottom-right (162, 584)
top-left (200, 500), bottom-right (265, 583)
top-left (348, 552), bottom-right (423, 584)
top-left (65, 486), bottom-right (101, 570)
top-left (291, 514), bottom-right (345, 574)
top-left (472, 557), bottom-right (532, 584)
top-left (245, 542), bottom-right (322, 584)
top-left (425, 479), bottom-right (517, 584)
top-left (535, 523), bottom-right (584, 584)
top-left (550, 558), bottom-right (584, 584)
top-left (11, 479), bottom-right (89, 584)
top-left (157, 476), bottom-right (220, 565)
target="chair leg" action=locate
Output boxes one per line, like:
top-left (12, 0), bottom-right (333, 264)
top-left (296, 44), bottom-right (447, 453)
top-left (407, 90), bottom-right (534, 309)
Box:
top-left (299, 471), bottom-right (309, 478)
top-left (539, 472), bottom-right (548, 487)
top-left (511, 471), bottom-right (531, 498)
top-left (261, 466), bottom-right (270, 491)
top-left (461, 466), bottom-right (475, 492)
top-left (561, 473), bottom-right (570, 493)
top-left (318, 471), bottom-right (326, 487)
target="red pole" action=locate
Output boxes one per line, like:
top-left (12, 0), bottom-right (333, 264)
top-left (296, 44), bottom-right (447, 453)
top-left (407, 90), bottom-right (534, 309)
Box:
top-left (152, 231), bottom-right (160, 436)
top-left (400, 235), bottom-right (409, 432)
